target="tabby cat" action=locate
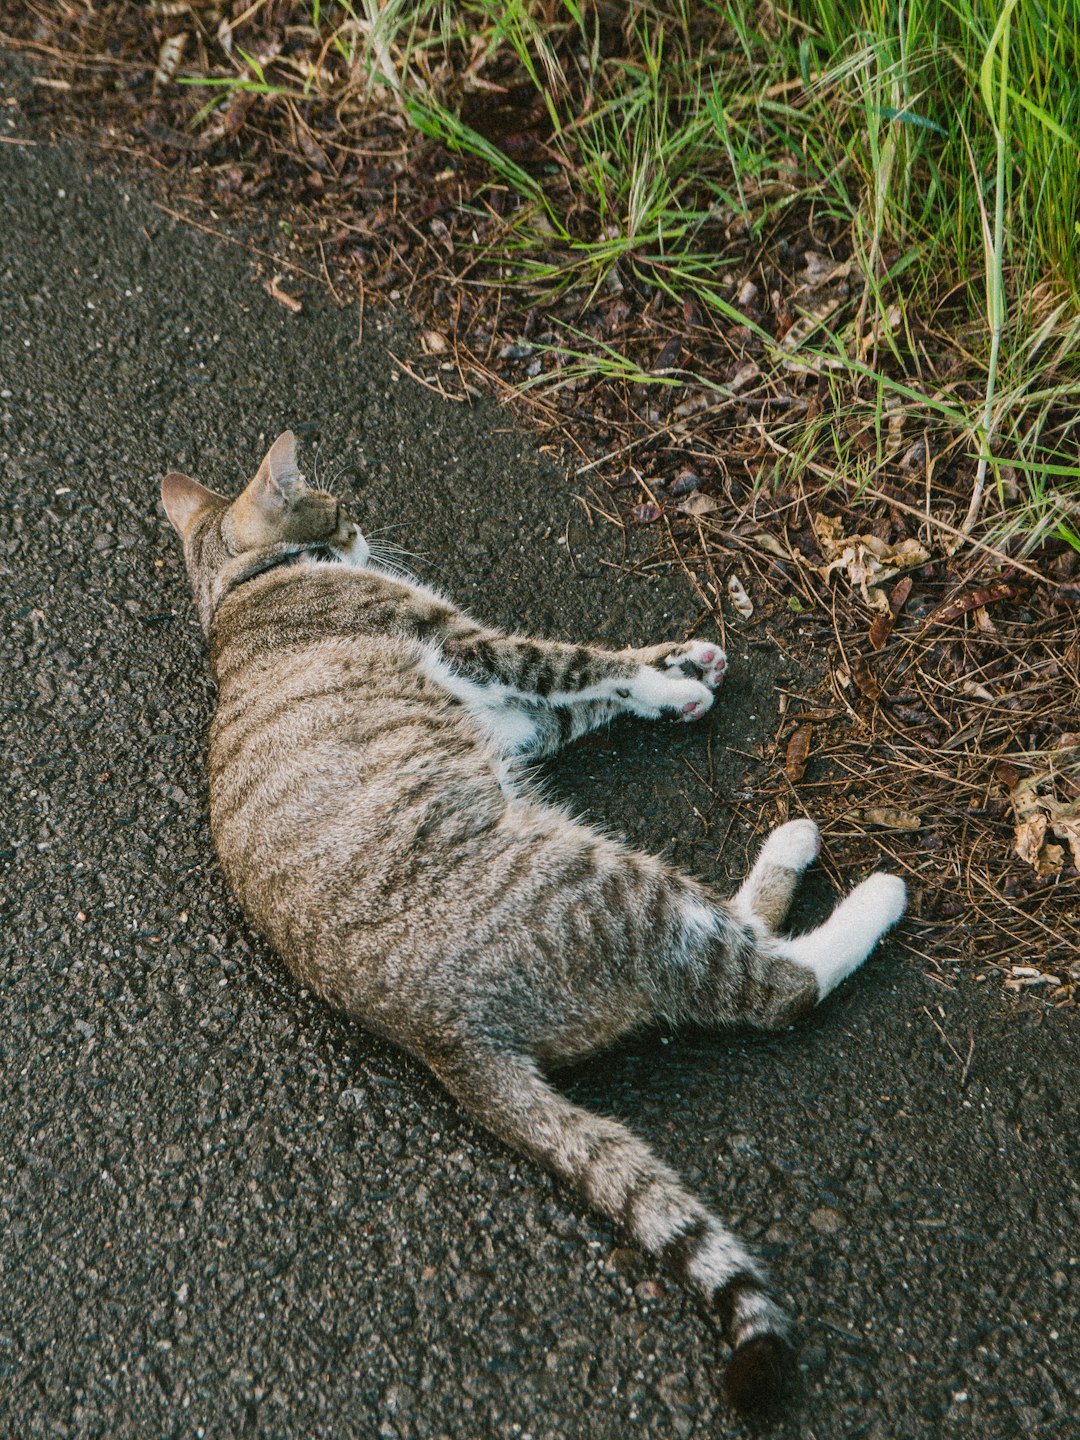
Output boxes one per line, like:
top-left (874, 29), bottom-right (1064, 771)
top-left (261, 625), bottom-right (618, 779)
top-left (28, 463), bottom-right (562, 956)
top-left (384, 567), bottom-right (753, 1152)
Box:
top-left (161, 431), bottom-right (905, 1414)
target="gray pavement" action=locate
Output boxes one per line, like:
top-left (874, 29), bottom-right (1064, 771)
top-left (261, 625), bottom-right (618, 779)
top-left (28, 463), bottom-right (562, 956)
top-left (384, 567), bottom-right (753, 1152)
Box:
top-left (1, 86), bottom-right (1077, 1440)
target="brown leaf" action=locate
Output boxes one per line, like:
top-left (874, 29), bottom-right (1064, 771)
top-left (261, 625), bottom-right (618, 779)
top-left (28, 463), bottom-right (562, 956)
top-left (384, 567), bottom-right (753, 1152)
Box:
top-left (927, 580), bottom-right (1014, 626)
top-left (669, 468), bottom-right (701, 496)
top-left (868, 612), bottom-right (894, 650)
top-left (678, 492), bottom-right (718, 518)
top-left (295, 123), bottom-right (329, 172)
top-left (851, 654), bottom-right (883, 701)
top-left (961, 679), bottom-right (994, 701)
top-left (785, 725), bottom-right (813, 782)
top-left (628, 503), bottom-right (662, 525)
top-left (652, 337), bottom-right (684, 372)
top-left (995, 761), bottom-right (1022, 790)
top-left (863, 806), bottom-right (921, 830)
top-left (890, 574), bottom-right (913, 614)
top-left (1011, 776), bottom-right (1080, 874)
top-left (812, 515), bottom-right (929, 611)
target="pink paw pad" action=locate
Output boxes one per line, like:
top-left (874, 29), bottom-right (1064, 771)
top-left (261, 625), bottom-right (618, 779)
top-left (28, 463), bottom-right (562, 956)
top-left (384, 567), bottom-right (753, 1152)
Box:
top-left (682, 700), bottom-right (705, 717)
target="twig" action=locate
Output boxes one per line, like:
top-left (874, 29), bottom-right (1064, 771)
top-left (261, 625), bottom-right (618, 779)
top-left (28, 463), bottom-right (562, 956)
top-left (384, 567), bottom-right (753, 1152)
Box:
top-left (921, 1006), bottom-right (971, 1087)
top-left (387, 350), bottom-right (466, 402)
top-left (150, 202), bottom-right (321, 283)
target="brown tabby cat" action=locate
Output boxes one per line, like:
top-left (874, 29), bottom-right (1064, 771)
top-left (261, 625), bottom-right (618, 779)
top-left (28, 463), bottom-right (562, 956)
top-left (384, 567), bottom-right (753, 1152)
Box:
top-left (161, 431), bottom-right (906, 1414)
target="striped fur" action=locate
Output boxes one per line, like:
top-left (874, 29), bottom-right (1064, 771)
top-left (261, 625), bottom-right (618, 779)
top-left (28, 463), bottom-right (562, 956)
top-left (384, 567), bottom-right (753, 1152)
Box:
top-left (161, 433), bottom-right (906, 1414)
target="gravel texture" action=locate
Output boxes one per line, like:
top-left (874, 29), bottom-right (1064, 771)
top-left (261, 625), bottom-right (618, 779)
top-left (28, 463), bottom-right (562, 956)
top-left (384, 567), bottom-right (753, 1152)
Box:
top-left (1, 85), bottom-right (1077, 1439)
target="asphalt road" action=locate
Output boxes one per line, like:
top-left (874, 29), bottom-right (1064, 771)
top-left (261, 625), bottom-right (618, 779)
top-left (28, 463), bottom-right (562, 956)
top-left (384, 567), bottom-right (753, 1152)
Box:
top-left (1, 72), bottom-right (1077, 1440)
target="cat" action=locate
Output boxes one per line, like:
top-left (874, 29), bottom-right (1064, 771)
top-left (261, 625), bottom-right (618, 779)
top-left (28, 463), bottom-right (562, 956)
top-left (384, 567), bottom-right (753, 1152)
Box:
top-left (161, 430), bottom-right (906, 1415)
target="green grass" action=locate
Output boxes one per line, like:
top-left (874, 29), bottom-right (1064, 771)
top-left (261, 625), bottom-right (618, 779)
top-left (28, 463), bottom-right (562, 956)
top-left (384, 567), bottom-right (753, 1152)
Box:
top-left (180, 0), bottom-right (1080, 547)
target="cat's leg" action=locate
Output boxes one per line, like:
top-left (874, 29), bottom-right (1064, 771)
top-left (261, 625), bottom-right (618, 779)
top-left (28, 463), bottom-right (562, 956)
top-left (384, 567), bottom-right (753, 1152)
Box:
top-left (728, 818), bottom-right (821, 931)
top-left (502, 672), bottom-right (726, 760)
top-left (666, 860), bottom-right (905, 1033)
top-left (427, 1042), bottom-right (792, 1416)
top-left (771, 872), bottom-right (907, 1002)
top-left (435, 626), bottom-right (719, 722)
top-left (503, 698), bottom-right (624, 761)
top-left (622, 639), bottom-right (728, 693)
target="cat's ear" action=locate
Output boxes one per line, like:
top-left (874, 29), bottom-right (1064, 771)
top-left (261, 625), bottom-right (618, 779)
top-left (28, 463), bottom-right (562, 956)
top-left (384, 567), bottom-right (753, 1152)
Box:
top-left (248, 430), bottom-right (303, 511)
top-left (161, 471), bottom-right (224, 538)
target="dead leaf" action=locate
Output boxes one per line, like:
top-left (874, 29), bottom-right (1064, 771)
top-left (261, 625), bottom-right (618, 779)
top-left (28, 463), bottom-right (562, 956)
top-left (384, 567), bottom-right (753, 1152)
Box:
top-left (851, 655), bottom-right (883, 701)
top-left (785, 725), bottom-right (813, 782)
top-left (890, 575), bottom-right (913, 614)
top-left (295, 122), bottom-right (329, 172)
top-left (652, 337), bottom-right (684, 372)
top-left (730, 524), bottom-right (788, 560)
top-left (927, 580), bottom-right (1014, 626)
top-left (628, 503), bottom-right (662, 525)
top-left (1051, 820), bottom-right (1080, 872)
top-left (678, 492), bottom-right (718, 518)
top-left (961, 680), bottom-right (994, 701)
top-left (996, 761), bottom-right (1022, 789)
top-left (867, 579), bottom-right (911, 644)
top-left (868, 611), bottom-right (894, 650)
top-left (153, 32), bottom-right (187, 91)
top-left (813, 514), bottom-right (929, 612)
top-left (727, 574), bottom-right (754, 619)
top-left (1010, 775), bottom-right (1080, 875)
top-left (863, 806), bottom-right (921, 831)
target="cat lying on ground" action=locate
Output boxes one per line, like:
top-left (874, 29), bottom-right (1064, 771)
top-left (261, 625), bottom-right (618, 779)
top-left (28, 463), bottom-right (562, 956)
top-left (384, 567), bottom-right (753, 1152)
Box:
top-left (161, 431), bottom-right (905, 1414)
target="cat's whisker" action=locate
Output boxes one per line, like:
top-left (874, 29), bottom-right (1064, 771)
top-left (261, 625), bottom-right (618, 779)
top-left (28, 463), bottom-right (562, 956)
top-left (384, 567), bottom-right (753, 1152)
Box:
top-left (370, 543), bottom-right (423, 568)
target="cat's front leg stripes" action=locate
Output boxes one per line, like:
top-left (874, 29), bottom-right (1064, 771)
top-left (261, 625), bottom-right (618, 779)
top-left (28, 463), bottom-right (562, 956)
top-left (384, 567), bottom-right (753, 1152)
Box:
top-left (430, 1046), bottom-right (792, 1416)
top-left (436, 627), bottom-right (721, 722)
top-left (730, 818), bottom-right (821, 932)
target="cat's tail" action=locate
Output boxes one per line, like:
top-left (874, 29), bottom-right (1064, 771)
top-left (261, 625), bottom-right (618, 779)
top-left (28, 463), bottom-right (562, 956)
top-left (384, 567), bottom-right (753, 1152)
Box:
top-left (430, 1044), bottom-right (792, 1415)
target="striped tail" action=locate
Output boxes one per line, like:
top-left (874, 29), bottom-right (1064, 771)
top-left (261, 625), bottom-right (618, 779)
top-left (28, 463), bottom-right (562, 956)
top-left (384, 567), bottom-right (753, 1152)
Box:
top-left (431, 1045), bottom-right (793, 1415)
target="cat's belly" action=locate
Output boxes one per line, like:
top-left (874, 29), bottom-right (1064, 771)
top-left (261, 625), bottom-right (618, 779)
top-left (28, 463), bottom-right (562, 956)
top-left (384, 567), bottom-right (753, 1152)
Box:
top-left (207, 652), bottom-right (512, 958)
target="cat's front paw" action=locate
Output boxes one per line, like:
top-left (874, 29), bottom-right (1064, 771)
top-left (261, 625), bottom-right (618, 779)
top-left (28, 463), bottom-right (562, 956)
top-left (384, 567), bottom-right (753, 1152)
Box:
top-left (657, 640), bottom-right (727, 691)
top-left (615, 668), bottom-right (715, 722)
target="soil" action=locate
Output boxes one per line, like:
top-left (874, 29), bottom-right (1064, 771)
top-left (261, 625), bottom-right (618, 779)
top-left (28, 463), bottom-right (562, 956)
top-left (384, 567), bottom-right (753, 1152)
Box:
top-left (1, 62), bottom-right (1077, 1440)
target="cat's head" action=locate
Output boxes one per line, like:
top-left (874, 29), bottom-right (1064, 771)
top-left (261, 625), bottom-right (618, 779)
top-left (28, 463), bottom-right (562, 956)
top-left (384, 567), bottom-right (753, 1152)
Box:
top-left (161, 430), bottom-right (365, 632)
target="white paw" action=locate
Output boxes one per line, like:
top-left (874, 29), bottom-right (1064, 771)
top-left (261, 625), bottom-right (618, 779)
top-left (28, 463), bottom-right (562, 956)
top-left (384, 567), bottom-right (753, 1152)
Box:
top-left (854, 873), bottom-right (908, 931)
top-left (616, 667), bottom-right (715, 722)
top-left (846, 864), bottom-right (915, 933)
top-left (659, 641), bottom-right (728, 690)
top-left (758, 819), bottom-right (821, 871)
